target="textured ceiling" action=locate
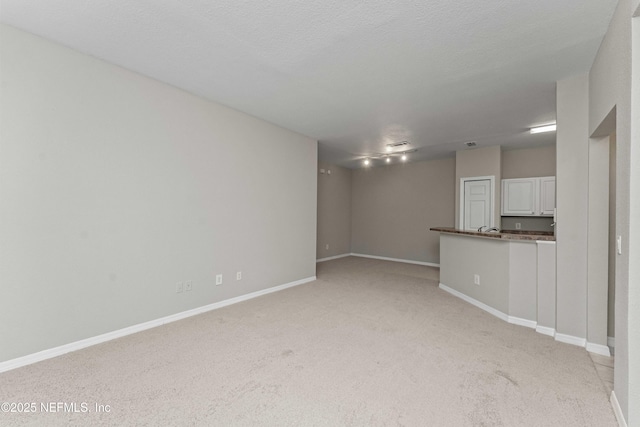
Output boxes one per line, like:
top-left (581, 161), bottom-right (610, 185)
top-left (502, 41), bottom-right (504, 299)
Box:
top-left (0, 0), bottom-right (618, 168)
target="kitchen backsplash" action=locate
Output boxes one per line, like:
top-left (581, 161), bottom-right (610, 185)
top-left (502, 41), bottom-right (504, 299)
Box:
top-left (501, 216), bottom-right (555, 232)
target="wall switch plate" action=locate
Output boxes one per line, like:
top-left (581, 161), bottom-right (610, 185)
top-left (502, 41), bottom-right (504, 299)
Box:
top-left (515, 223), bottom-right (521, 229)
top-left (236, 271), bottom-right (242, 281)
top-left (474, 274), bottom-right (480, 285)
top-left (325, 244), bottom-right (329, 250)
top-left (185, 280), bottom-right (192, 291)
top-left (216, 274), bottom-right (223, 285)
top-left (327, 169), bottom-right (331, 175)
top-left (319, 168), bottom-right (325, 174)
top-left (176, 282), bottom-right (183, 293)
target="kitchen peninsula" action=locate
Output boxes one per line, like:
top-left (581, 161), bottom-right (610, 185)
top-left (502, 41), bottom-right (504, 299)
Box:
top-left (430, 227), bottom-right (557, 338)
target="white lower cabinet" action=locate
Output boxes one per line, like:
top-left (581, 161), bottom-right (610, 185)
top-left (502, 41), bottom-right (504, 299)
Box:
top-left (502, 176), bottom-right (555, 216)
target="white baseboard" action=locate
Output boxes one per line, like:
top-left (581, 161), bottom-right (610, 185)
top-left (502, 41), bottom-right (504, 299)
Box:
top-left (554, 332), bottom-right (587, 347)
top-left (535, 325), bottom-right (556, 337)
top-left (438, 283), bottom-right (509, 322)
top-left (316, 253), bottom-right (351, 263)
top-left (608, 336), bottom-right (615, 348)
top-left (610, 391), bottom-right (627, 427)
top-left (586, 342), bottom-right (611, 357)
top-left (0, 275), bottom-right (316, 374)
top-left (351, 253), bottom-right (440, 268)
top-left (508, 316), bottom-right (537, 329)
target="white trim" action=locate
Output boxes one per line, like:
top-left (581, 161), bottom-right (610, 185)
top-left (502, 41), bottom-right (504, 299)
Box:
top-left (536, 240), bottom-right (556, 245)
top-left (438, 283), bottom-right (509, 322)
top-left (535, 325), bottom-right (556, 337)
top-left (507, 316), bottom-right (537, 329)
top-left (586, 342), bottom-right (612, 357)
top-left (351, 253), bottom-right (440, 268)
top-left (316, 253), bottom-right (351, 263)
top-left (610, 391), bottom-right (627, 427)
top-left (608, 336), bottom-right (615, 348)
top-left (554, 332), bottom-right (587, 347)
top-left (0, 275), bottom-right (316, 373)
top-left (459, 175), bottom-right (495, 230)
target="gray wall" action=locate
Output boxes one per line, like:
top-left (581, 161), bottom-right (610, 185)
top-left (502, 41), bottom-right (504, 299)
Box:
top-left (455, 146), bottom-right (502, 229)
top-left (440, 234), bottom-right (510, 314)
top-left (317, 163), bottom-right (352, 259)
top-left (556, 74), bottom-right (589, 342)
top-left (608, 133), bottom-right (617, 338)
top-left (351, 158), bottom-right (455, 264)
top-left (0, 25), bottom-right (318, 363)
top-left (587, 135), bottom-right (611, 349)
top-left (500, 217), bottom-right (554, 232)
top-left (589, 0), bottom-right (637, 421)
top-left (501, 145), bottom-right (556, 179)
top-left (508, 242), bottom-right (538, 322)
top-left (501, 145), bottom-right (556, 232)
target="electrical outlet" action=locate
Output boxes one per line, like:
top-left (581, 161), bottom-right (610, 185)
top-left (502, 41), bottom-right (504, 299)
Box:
top-left (176, 282), bottom-right (183, 293)
top-left (474, 274), bottom-right (480, 285)
top-left (236, 271), bottom-right (242, 281)
top-left (185, 280), bottom-right (192, 292)
top-left (216, 274), bottom-right (223, 286)
top-left (515, 223), bottom-right (521, 229)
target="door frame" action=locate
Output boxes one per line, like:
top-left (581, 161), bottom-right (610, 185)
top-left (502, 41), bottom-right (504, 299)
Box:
top-left (459, 175), bottom-right (495, 230)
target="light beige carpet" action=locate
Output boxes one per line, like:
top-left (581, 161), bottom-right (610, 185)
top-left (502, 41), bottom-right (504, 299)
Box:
top-left (1, 257), bottom-right (617, 426)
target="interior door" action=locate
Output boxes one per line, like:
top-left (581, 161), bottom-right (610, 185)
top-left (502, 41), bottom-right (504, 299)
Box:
top-left (464, 179), bottom-right (492, 230)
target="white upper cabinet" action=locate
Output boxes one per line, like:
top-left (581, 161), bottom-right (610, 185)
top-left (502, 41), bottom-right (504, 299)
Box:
top-left (502, 178), bottom-right (537, 215)
top-left (502, 176), bottom-right (555, 216)
top-left (539, 176), bottom-right (556, 216)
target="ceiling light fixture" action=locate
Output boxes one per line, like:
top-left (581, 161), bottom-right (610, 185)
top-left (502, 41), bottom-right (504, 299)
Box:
top-left (530, 123), bottom-right (557, 134)
top-left (357, 147), bottom-right (417, 168)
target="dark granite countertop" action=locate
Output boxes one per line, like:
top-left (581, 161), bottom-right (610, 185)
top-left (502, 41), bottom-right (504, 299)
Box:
top-left (430, 227), bottom-right (555, 241)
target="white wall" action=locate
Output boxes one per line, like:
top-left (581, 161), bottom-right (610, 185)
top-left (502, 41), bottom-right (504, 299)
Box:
top-left (0, 25), bottom-right (318, 362)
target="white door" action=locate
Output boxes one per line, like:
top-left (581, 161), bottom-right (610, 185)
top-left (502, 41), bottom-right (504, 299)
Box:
top-left (464, 179), bottom-right (492, 230)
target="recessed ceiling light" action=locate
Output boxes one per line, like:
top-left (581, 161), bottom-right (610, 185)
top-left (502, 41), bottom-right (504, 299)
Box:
top-left (386, 157), bottom-right (391, 163)
top-left (530, 123), bottom-right (556, 134)
top-left (401, 154), bottom-right (408, 162)
top-left (363, 158), bottom-right (370, 166)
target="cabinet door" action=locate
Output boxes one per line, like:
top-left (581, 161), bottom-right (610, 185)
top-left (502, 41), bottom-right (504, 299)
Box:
top-left (502, 178), bottom-right (537, 216)
top-left (539, 176), bottom-right (556, 216)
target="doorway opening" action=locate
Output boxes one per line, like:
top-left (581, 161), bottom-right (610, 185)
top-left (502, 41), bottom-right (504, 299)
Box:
top-left (586, 107), bottom-right (617, 393)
